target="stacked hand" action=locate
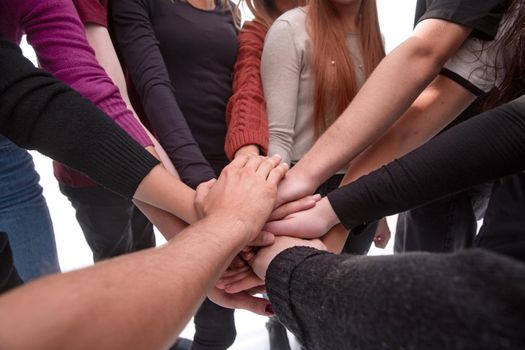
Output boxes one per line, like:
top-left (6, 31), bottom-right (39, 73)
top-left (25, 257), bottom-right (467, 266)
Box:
top-left (194, 154), bottom-right (330, 316)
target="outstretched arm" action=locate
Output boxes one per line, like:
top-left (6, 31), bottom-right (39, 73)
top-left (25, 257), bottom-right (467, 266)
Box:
top-left (0, 155), bottom-right (287, 350)
top-left (264, 96), bottom-right (525, 240)
top-left (277, 18), bottom-right (472, 204)
top-left (258, 246), bottom-right (525, 349)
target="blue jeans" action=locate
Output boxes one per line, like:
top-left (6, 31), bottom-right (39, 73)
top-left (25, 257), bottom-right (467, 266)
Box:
top-left (0, 135), bottom-right (60, 281)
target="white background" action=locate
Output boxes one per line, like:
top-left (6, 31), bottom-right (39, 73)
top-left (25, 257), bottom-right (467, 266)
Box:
top-left (22, 1), bottom-right (417, 348)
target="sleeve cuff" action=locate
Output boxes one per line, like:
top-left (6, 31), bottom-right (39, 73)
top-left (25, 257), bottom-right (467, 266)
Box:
top-left (266, 247), bottom-right (329, 344)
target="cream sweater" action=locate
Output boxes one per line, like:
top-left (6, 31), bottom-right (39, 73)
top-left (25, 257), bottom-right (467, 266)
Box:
top-left (261, 7), bottom-right (365, 167)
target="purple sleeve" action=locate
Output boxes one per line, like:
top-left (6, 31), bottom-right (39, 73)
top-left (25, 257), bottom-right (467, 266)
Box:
top-left (15, 0), bottom-right (152, 148)
top-left (112, 0), bottom-right (216, 188)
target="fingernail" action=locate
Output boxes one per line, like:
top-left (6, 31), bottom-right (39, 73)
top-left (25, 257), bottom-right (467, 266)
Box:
top-left (312, 194), bottom-right (322, 200)
top-left (265, 304), bottom-right (274, 315)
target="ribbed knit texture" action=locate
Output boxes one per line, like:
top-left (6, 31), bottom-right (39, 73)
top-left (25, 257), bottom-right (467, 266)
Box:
top-left (0, 0), bottom-right (152, 188)
top-left (0, 38), bottom-right (159, 198)
top-left (267, 246), bottom-right (525, 350)
top-left (225, 20), bottom-right (269, 160)
top-left (266, 247), bottom-right (327, 346)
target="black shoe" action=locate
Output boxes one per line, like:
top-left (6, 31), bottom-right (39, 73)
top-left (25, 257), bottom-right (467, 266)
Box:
top-left (170, 337), bottom-right (193, 350)
top-left (266, 317), bottom-right (291, 350)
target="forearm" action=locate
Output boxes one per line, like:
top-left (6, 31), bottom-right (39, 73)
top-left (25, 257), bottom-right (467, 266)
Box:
top-left (22, 0), bottom-right (151, 147)
top-left (0, 39), bottom-right (159, 198)
top-left (225, 22), bottom-right (269, 159)
top-left (0, 217), bottom-right (249, 350)
top-left (292, 20), bottom-right (472, 188)
top-left (266, 247), bottom-right (525, 349)
top-left (328, 96), bottom-right (525, 230)
top-left (320, 224), bottom-right (348, 254)
top-left (134, 165), bottom-right (199, 224)
top-left (343, 76), bottom-right (476, 183)
top-left (134, 200), bottom-right (187, 240)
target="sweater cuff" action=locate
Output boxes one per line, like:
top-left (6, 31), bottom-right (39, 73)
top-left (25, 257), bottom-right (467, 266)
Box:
top-left (88, 127), bottom-right (159, 199)
top-left (327, 190), bottom-right (366, 230)
top-left (225, 130), bottom-right (269, 160)
top-left (266, 247), bottom-right (329, 344)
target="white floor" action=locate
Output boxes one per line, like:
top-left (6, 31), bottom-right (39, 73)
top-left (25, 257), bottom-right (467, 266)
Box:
top-left (32, 152), bottom-right (395, 349)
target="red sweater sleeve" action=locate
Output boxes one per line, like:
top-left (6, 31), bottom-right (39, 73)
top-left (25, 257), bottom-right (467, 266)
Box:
top-left (72, 0), bottom-right (108, 27)
top-left (225, 20), bottom-right (269, 160)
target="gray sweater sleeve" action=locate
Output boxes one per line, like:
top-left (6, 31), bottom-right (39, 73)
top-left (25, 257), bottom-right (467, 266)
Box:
top-left (0, 37), bottom-right (159, 199)
top-left (266, 246), bottom-right (525, 350)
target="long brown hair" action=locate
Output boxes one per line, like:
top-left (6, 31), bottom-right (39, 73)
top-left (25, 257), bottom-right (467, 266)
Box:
top-left (309, 0), bottom-right (385, 135)
top-left (237, 0), bottom-right (306, 29)
top-left (485, 0), bottom-right (525, 109)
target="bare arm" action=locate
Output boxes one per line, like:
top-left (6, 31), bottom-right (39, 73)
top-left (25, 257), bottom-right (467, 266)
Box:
top-left (342, 76), bottom-right (476, 183)
top-left (320, 76), bottom-right (475, 253)
top-left (0, 155), bottom-right (286, 350)
top-left (278, 19), bottom-right (473, 203)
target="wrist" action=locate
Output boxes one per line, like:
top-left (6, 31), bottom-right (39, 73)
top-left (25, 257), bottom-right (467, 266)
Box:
top-left (234, 144), bottom-right (260, 158)
top-left (317, 197), bottom-right (340, 232)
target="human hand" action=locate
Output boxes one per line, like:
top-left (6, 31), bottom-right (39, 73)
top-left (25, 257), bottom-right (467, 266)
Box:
top-left (199, 154), bottom-right (288, 242)
top-left (268, 194), bottom-right (321, 221)
top-left (194, 178), bottom-right (217, 219)
top-left (373, 217), bottom-right (391, 249)
top-left (275, 168), bottom-right (317, 207)
top-left (207, 286), bottom-right (272, 316)
top-left (264, 197), bottom-right (340, 239)
top-left (250, 236), bottom-right (326, 280)
top-left (234, 145), bottom-right (260, 158)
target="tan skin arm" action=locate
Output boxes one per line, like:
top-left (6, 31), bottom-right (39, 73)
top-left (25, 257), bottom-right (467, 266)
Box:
top-left (277, 18), bottom-right (473, 205)
top-left (0, 155), bottom-right (286, 350)
top-left (321, 76), bottom-right (476, 253)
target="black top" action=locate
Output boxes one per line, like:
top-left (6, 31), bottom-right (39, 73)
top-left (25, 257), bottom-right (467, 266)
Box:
top-left (266, 247), bottom-right (525, 350)
top-left (415, 0), bottom-right (510, 40)
top-left (112, 0), bottom-right (238, 188)
top-left (327, 95), bottom-right (525, 231)
top-left (0, 37), bottom-right (159, 199)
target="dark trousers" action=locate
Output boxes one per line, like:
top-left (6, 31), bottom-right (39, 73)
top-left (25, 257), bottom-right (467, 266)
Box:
top-left (394, 97), bottom-right (492, 254)
top-left (59, 184), bottom-right (155, 262)
top-left (395, 184), bottom-right (492, 253)
top-left (475, 173), bottom-right (525, 262)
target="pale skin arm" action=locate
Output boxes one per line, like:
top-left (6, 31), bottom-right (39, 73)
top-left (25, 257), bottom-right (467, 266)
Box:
top-left (0, 155), bottom-right (286, 350)
top-left (321, 75), bottom-right (476, 253)
top-left (84, 23), bottom-right (186, 238)
top-left (278, 19), bottom-right (473, 204)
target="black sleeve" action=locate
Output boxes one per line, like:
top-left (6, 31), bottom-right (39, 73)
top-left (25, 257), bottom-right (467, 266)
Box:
top-left (266, 247), bottom-right (525, 350)
top-left (327, 95), bottom-right (525, 230)
top-left (415, 0), bottom-right (510, 40)
top-left (0, 37), bottom-right (159, 199)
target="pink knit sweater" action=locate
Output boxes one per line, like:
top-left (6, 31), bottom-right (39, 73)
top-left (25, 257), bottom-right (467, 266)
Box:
top-left (0, 0), bottom-right (152, 187)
